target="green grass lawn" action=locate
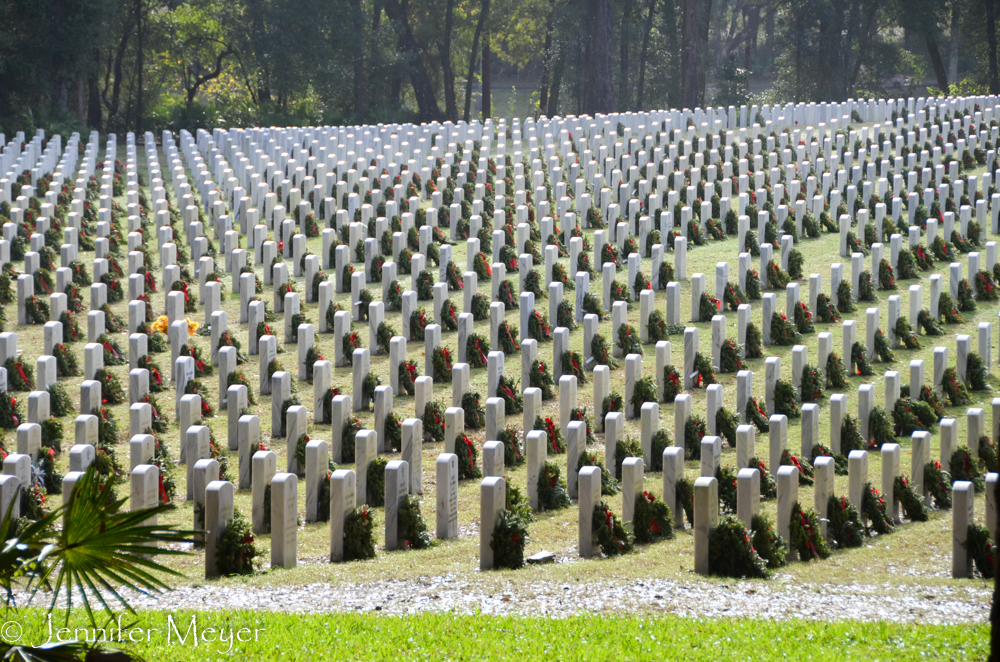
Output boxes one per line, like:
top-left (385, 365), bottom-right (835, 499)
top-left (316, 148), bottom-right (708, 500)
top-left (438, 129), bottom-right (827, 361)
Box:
top-left (0, 609), bottom-right (987, 660)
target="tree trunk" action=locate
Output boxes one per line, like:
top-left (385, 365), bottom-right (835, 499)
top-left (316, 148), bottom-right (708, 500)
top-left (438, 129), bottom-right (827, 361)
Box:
top-left (948, 1), bottom-right (961, 85)
top-left (681, 0), bottom-right (713, 108)
top-left (583, 0), bottom-right (616, 115)
top-left (696, 0), bottom-right (712, 105)
top-left (987, 0), bottom-right (999, 95)
top-left (382, 0), bottom-right (441, 121)
top-left (636, 0), bottom-right (657, 110)
top-left (924, 32), bottom-right (949, 91)
top-left (481, 0), bottom-right (491, 119)
top-left (548, 49), bottom-right (565, 116)
top-left (87, 52), bottom-right (102, 129)
top-left (352, 0), bottom-right (367, 118)
top-left (463, 6), bottom-right (485, 122)
top-left (621, 0), bottom-right (633, 109)
top-left (539, 0), bottom-right (556, 115)
top-left (135, 0), bottom-right (143, 136)
top-left (441, 0), bottom-right (458, 120)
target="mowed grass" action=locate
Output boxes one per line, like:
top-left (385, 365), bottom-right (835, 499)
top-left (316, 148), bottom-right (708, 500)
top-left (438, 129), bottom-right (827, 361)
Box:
top-left (14, 130), bottom-right (995, 597)
top-left (1, 608), bottom-right (987, 661)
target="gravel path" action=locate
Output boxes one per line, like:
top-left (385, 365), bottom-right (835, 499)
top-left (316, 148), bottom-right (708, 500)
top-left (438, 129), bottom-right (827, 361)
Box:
top-left (117, 577), bottom-right (991, 624)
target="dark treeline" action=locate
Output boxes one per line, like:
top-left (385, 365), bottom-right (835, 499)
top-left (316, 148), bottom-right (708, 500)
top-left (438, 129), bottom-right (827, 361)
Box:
top-left (0, 0), bottom-right (998, 136)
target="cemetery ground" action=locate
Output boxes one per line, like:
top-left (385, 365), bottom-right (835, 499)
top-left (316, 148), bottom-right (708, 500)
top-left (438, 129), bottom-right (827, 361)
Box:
top-left (5, 119), bottom-right (994, 659)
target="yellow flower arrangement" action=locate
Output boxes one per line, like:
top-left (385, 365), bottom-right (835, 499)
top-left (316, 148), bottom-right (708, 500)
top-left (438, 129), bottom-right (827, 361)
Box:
top-left (185, 319), bottom-right (199, 336)
top-left (151, 315), bottom-right (199, 336)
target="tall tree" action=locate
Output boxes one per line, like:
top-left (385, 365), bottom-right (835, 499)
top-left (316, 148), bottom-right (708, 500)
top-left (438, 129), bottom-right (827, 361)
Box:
top-left (584, 0), bottom-right (616, 114)
top-left (440, 0), bottom-right (458, 120)
top-left (481, 0), bottom-right (492, 119)
top-left (986, 0), bottom-right (999, 94)
top-left (681, 0), bottom-right (712, 108)
top-left (463, 4), bottom-right (485, 122)
top-left (382, 0), bottom-right (441, 121)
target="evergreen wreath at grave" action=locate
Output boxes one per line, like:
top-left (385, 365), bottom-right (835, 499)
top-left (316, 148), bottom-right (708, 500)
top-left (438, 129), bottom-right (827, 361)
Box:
top-left (392, 359), bottom-right (417, 397)
top-left (716, 466), bottom-right (738, 513)
top-left (432, 346), bottom-right (453, 382)
top-left (535, 416), bottom-right (565, 453)
top-left (0, 268), bottom-right (12, 305)
top-left (857, 271), bottom-right (876, 301)
top-left (750, 513), bottom-right (788, 569)
top-left (644, 309), bottom-right (668, 343)
top-left (462, 391), bottom-right (486, 429)
top-left (893, 318), bottom-right (921, 350)
top-left (383, 279), bottom-right (403, 312)
top-left (633, 269), bottom-right (652, 296)
top-left (398, 495), bottom-right (432, 550)
top-left (363, 456), bottom-right (388, 507)
top-left (769, 312), bottom-right (800, 346)
top-left (792, 301), bottom-right (814, 334)
top-left (916, 309), bottom-right (944, 335)
top-left (382, 412), bottom-right (402, 452)
top-left (601, 243), bottom-right (621, 268)
top-left (294, 434), bottom-right (312, 469)
top-left (44, 383), bottom-right (68, 421)
top-left (632, 491), bottom-right (674, 544)
top-left (490, 508), bottom-right (529, 570)
top-left (613, 437), bottom-right (644, 478)
top-left (415, 269), bottom-right (435, 300)
top-left (891, 397), bottom-right (937, 435)
top-left (698, 293), bottom-right (721, 321)
top-left (745, 396), bottom-right (770, 433)
top-left (744, 322), bottom-right (764, 358)
top-left (578, 450), bottom-right (619, 496)
top-left (798, 364), bottom-right (823, 402)
top-left (745, 268), bottom-right (762, 299)
top-left (179, 343), bottom-right (212, 377)
top-left (24, 295), bottom-right (49, 325)
top-left (342, 332), bottom-right (362, 365)
top-left (601, 390), bottom-right (624, 419)
top-left (967, 352), bottom-right (990, 391)
top-left (529, 360), bottom-right (556, 400)
top-left (341, 505), bottom-right (377, 561)
top-left (872, 329), bottom-right (895, 363)
top-left (527, 310), bottom-right (552, 341)
top-left (772, 379), bottom-right (800, 419)
top-left (827, 495), bottom-right (865, 548)
top-left (956, 278), bottom-right (976, 312)
top-left (894, 475), bottom-right (929, 522)
top-left (340, 417), bottom-right (364, 462)
top-left (450, 432), bottom-right (481, 479)
top-left (941, 367), bottom-right (971, 406)
top-left (877, 258), bottom-right (896, 290)
top-left (765, 261), bottom-right (791, 290)
top-left (616, 323), bottom-right (643, 356)
top-left (590, 333), bottom-right (617, 369)
top-left (723, 282), bottom-right (748, 311)
top-left (40, 415), bottom-right (62, 451)
top-left (951, 231), bottom-right (973, 254)
top-left (846, 231), bottom-right (867, 256)
top-left (950, 445), bottom-right (984, 492)
top-left (980, 435), bottom-right (999, 474)
top-left (554, 300), bottom-right (576, 331)
top-left (439, 298), bottom-right (459, 331)
top-left (808, 446), bottom-right (845, 477)
top-left (742, 228), bottom-right (761, 256)
top-left (93, 368), bottom-right (126, 405)
top-left (303, 347), bottom-right (326, 383)
top-left (850, 342), bottom-right (873, 376)
top-left (779, 449), bottom-right (815, 486)
top-left (935, 292), bottom-right (963, 324)
top-left (824, 352), bottom-right (850, 389)
top-left (359, 372), bottom-right (380, 412)
top-left (493, 426), bottom-right (523, 467)
top-left (2, 357), bottom-right (34, 392)
top-left (537, 461), bottom-right (571, 511)
top-left (924, 461), bottom-right (952, 508)
top-left (787, 249), bottom-right (805, 280)
top-left (557, 349), bottom-right (586, 383)
top-left (931, 237), bottom-right (954, 262)
top-left (217, 330), bottom-right (249, 364)
top-left (964, 524), bottom-right (996, 579)
top-left (38, 446), bottom-right (62, 495)
top-left (593, 501), bottom-right (634, 556)
top-left (52, 343), bottom-right (80, 378)
top-left (692, 353), bottom-right (716, 387)
top-left (658, 261), bottom-right (675, 289)
top-left (895, 249), bottom-right (919, 280)
top-left (182, 380), bottom-right (214, 418)
top-left (498, 280), bottom-right (519, 311)
top-left (465, 333), bottom-right (490, 369)
top-left (866, 406), bottom-right (895, 449)
top-left (714, 407), bottom-right (739, 447)
top-left (789, 502), bottom-right (831, 561)
top-left (445, 261), bottom-right (465, 292)
top-left (747, 456), bottom-right (777, 500)
top-left (911, 244), bottom-right (934, 271)
top-left (101, 304), bottom-right (128, 333)
top-left (836, 280), bottom-right (856, 313)
top-left (524, 269), bottom-right (546, 299)
top-left (975, 269), bottom-right (1000, 301)
top-left (862, 482), bottom-right (896, 535)
top-left (683, 416), bottom-right (707, 460)
top-left (609, 279), bottom-right (633, 310)
top-left (581, 292), bottom-right (606, 320)
top-left (631, 376), bottom-right (659, 415)
top-left (709, 514), bottom-right (770, 579)
top-left (408, 308), bottom-right (430, 341)
top-left (718, 339), bottom-right (744, 374)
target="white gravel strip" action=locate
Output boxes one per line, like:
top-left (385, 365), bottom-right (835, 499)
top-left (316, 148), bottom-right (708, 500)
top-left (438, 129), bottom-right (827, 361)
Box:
top-left (107, 578), bottom-right (991, 624)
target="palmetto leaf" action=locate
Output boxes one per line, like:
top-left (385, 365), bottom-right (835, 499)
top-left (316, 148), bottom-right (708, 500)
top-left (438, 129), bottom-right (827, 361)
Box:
top-left (30, 469), bottom-right (193, 627)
